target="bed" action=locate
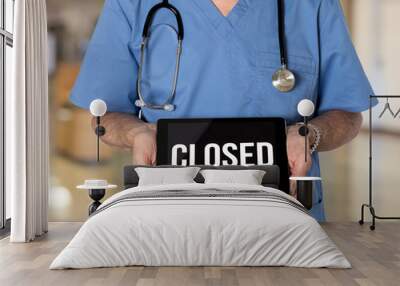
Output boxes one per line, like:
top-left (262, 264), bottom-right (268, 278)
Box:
top-left (50, 165), bottom-right (350, 269)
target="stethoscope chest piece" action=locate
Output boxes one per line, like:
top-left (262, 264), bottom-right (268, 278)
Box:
top-left (272, 65), bottom-right (296, 92)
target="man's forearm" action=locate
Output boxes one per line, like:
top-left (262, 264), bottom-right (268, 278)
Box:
top-left (91, 112), bottom-right (153, 149)
top-left (308, 110), bottom-right (363, 152)
top-left (95, 110), bottom-right (361, 154)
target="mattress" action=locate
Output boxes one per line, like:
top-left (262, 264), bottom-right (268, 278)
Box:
top-left (50, 183), bottom-right (350, 269)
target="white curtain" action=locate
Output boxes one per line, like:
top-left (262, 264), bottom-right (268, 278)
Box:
top-left (8, 0), bottom-right (49, 242)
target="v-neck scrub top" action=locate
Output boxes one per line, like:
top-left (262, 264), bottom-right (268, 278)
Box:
top-left (70, 0), bottom-right (377, 221)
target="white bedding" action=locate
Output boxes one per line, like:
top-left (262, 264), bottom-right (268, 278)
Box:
top-left (50, 183), bottom-right (350, 269)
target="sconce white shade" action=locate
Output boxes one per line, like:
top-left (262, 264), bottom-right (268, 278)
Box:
top-left (297, 99), bottom-right (315, 117)
top-left (90, 99), bottom-right (107, 117)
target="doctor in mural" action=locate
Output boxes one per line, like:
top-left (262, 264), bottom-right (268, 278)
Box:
top-left (70, 0), bottom-right (376, 221)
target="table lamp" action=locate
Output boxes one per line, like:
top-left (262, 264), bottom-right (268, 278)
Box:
top-left (76, 99), bottom-right (117, 215)
top-left (297, 99), bottom-right (315, 162)
top-left (290, 99), bottom-right (321, 210)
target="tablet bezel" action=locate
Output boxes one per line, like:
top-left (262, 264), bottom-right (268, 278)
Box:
top-left (156, 117), bottom-right (290, 193)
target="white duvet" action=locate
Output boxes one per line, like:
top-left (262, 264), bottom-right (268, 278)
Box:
top-left (50, 183), bottom-right (350, 269)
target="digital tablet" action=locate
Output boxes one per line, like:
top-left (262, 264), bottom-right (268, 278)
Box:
top-left (157, 117), bottom-right (289, 193)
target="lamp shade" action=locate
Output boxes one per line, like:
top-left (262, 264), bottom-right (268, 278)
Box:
top-left (297, 99), bottom-right (315, 117)
top-left (90, 99), bottom-right (107, 117)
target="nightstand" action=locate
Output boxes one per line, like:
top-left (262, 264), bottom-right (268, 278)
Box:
top-left (77, 180), bottom-right (117, 215)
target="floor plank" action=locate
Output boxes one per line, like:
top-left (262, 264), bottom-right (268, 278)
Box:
top-left (0, 222), bottom-right (399, 286)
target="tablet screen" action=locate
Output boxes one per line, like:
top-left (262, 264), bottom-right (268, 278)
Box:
top-left (156, 118), bottom-right (289, 193)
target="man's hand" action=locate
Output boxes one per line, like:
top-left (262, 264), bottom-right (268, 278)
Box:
top-left (130, 123), bottom-right (157, 165)
top-left (91, 113), bottom-right (157, 165)
top-left (287, 125), bottom-right (313, 197)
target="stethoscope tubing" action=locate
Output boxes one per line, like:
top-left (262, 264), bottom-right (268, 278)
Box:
top-left (136, 37), bottom-right (183, 112)
top-left (136, 0), bottom-right (294, 114)
top-left (277, 0), bottom-right (288, 67)
top-left (142, 0), bottom-right (184, 40)
top-left (136, 0), bottom-right (184, 116)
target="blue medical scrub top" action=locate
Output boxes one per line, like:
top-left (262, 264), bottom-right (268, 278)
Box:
top-left (70, 0), bottom-right (377, 221)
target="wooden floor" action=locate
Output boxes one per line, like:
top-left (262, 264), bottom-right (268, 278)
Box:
top-left (0, 222), bottom-right (399, 286)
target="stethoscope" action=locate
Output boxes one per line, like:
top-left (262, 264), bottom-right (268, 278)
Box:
top-left (135, 0), bottom-right (296, 115)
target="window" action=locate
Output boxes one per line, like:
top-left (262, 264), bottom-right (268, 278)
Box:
top-left (1, 0), bottom-right (14, 232)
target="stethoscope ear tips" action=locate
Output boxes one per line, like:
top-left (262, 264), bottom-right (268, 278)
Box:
top-left (164, 104), bottom-right (175, 111)
top-left (135, 99), bottom-right (175, 112)
top-left (135, 99), bottom-right (145, 108)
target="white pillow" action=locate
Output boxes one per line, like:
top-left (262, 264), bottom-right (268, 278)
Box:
top-left (135, 167), bottom-right (201, 186)
top-left (200, 169), bottom-right (266, 185)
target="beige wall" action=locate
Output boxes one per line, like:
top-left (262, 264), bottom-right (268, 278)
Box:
top-left (322, 0), bottom-right (400, 221)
